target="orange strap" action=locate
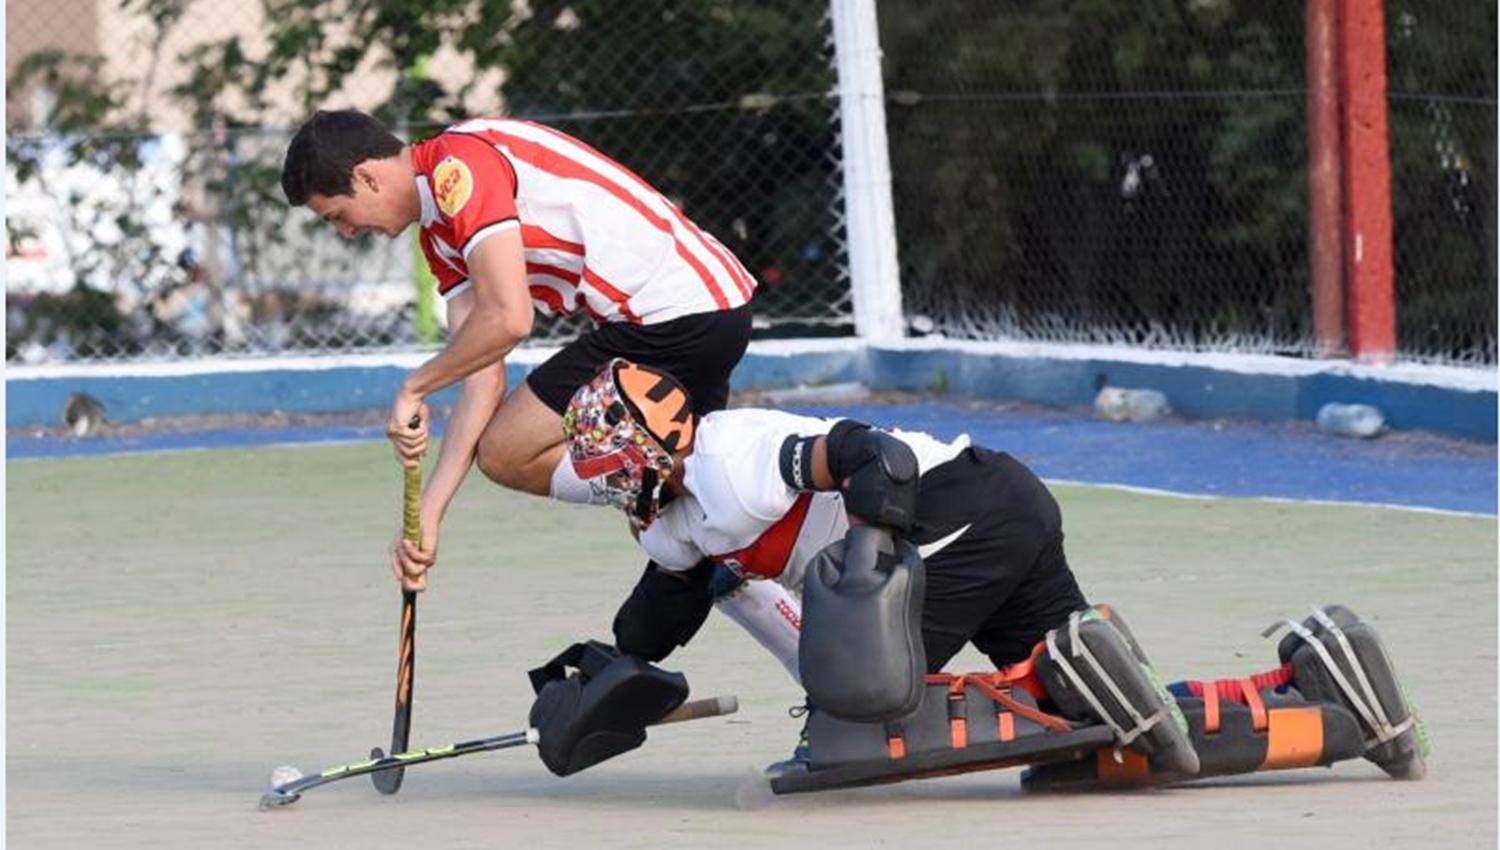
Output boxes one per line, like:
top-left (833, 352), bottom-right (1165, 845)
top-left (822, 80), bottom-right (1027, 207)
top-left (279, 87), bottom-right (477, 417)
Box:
top-left (1202, 681), bottom-right (1221, 734)
top-left (950, 717), bottom-right (969, 749)
top-left (989, 642), bottom-right (1051, 702)
top-left (947, 680), bottom-right (970, 749)
top-left (887, 735), bottom-right (907, 759)
top-left (1241, 677), bottom-right (1268, 732)
top-left (988, 642), bottom-right (1045, 683)
top-left (929, 672), bottom-right (1074, 734)
top-left (969, 678), bottom-right (1074, 733)
top-left (998, 712), bottom-right (1015, 742)
top-left (885, 719), bottom-right (907, 760)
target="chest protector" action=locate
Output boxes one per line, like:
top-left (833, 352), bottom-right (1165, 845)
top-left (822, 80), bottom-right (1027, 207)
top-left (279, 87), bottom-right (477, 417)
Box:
top-left (800, 524), bottom-right (927, 723)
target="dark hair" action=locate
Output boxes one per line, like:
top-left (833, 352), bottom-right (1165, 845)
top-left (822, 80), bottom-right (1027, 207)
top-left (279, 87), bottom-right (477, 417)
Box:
top-left (280, 109), bottom-right (404, 206)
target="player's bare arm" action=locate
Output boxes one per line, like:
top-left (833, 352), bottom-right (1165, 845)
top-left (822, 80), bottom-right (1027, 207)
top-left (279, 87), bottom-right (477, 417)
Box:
top-left (802, 437), bottom-right (835, 491)
top-left (389, 227), bottom-right (532, 467)
top-left (389, 287), bottom-right (508, 590)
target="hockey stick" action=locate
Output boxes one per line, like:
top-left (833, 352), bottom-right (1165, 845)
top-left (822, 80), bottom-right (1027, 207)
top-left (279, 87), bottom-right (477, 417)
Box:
top-left (260, 695), bottom-right (739, 808)
top-left (370, 461), bottom-right (423, 794)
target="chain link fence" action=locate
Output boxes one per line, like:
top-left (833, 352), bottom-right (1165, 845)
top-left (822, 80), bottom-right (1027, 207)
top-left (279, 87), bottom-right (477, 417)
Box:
top-left (6, 2), bottom-right (1495, 368)
top-left (881, 0), bottom-right (1494, 367)
top-left (5, 0), bottom-right (849, 363)
top-left (1386, 2), bottom-right (1497, 366)
top-left (884, 2), bottom-right (1316, 356)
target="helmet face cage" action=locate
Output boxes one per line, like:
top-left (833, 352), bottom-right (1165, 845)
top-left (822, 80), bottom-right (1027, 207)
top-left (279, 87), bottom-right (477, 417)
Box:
top-left (563, 359), bottom-right (691, 530)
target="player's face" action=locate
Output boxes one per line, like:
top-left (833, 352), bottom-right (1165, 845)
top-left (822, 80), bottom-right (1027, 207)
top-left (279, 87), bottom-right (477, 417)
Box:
top-left (307, 169), bottom-right (407, 240)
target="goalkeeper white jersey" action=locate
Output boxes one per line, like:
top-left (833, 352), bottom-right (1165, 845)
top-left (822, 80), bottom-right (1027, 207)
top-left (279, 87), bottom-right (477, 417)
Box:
top-left (639, 408), bottom-right (969, 591)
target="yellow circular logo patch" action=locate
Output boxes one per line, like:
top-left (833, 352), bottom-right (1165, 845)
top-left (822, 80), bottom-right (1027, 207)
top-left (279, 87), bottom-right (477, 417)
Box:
top-left (433, 156), bottom-right (473, 218)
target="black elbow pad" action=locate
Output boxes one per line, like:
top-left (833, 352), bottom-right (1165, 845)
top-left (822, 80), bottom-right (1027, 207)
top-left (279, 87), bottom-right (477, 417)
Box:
top-left (825, 421), bottom-right (919, 531)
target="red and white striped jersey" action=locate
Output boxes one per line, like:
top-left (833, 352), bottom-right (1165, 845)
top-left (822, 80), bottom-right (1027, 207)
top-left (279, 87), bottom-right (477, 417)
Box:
top-left (640, 409), bottom-right (970, 592)
top-left (408, 117), bottom-right (756, 326)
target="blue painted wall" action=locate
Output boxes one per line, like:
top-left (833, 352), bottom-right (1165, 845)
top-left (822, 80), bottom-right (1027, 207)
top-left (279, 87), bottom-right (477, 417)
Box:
top-left (7, 365), bottom-right (486, 427)
top-left (7, 346), bottom-right (1494, 441)
top-left (13, 400), bottom-right (1493, 515)
top-left (862, 348), bottom-right (1495, 441)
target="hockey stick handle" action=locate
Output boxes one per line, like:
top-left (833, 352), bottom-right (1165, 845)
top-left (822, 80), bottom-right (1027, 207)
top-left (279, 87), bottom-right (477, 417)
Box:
top-left (659, 694), bottom-right (739, 725)
top-left (402, 462), bottom-right (422, 545)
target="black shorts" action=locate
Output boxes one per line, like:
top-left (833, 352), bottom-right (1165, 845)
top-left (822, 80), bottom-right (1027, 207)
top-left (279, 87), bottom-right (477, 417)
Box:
top-left (909, 447), bottom-right (1090, 672)
top-left (526, 305), bottom-right (753, 416)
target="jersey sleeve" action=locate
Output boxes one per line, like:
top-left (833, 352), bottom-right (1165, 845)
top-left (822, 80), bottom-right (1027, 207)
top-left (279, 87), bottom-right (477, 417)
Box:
top-left (418, 232), bottom-right (467, 296)
top-left (705, 413), bottom-right (835, 523)
top-left (428, 132), bottom-right (521, 262)
top-left (727, 428), bottom-right (803, 521)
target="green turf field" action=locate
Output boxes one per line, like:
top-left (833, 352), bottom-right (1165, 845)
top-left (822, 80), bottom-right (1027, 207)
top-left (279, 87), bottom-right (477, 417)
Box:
top-left (8, 443), bottom-right (1496, 848)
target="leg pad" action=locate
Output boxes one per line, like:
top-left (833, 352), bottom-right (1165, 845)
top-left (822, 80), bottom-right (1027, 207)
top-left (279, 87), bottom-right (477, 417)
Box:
top-left (1021, 694), bottom-right (1365, 790)
top-left (1035, 607), bottom-right (1200, 776)
top-left (1276, 605), bottom-right (1427, 779)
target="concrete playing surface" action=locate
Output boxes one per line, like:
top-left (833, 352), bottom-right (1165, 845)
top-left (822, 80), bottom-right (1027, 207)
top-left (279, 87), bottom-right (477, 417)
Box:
top-left (8, 442), bottom-right (1495, 848)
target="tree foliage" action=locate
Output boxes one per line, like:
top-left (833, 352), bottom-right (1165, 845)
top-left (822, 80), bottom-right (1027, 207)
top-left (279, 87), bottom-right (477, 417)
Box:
top-left (878, 0), bottom-right (1493, 358)
top-left (1386, 0), bottom-right (1498, 360)
top-left (880, 0), bottom-right (1314, 347)
top-left (4, 0), bottom-right (1495, 360)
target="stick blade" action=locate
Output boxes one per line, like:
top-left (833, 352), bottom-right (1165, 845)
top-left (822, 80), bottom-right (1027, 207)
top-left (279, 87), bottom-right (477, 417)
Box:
top-left (368, 747), bottom-right (405, 794)
top-left (258, 789), bottom-right (301, 809)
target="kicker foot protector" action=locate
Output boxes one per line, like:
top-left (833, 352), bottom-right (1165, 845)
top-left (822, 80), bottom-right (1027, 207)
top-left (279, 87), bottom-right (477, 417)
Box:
top-left (527, 641), bottom-right (689, 777)
top-left (1269, 605), bottom-right (1428, 780)
top-left (772, 676), bottom-right (1113, 795)
top-left (1035, 608), bottom-right (1200, 777)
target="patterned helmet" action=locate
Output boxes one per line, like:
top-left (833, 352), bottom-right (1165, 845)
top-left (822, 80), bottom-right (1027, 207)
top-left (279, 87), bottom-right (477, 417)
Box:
top-left (564, 359), bottom-right (696, 530)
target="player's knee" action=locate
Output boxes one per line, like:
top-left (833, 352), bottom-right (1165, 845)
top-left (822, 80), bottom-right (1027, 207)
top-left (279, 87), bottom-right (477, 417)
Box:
top-left (474, 438), bottom-right (509, 486)
top-left (476, 427), bottom-right (526, 488)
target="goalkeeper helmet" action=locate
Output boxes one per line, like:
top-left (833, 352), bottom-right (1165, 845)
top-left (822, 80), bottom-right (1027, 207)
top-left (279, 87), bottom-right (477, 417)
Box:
top-left (564, 359), bottom-right (695, 530)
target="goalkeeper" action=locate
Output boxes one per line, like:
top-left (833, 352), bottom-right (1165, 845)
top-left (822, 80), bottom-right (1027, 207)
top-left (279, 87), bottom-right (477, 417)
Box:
top-left (538, 359), bottom-right (1427, 787)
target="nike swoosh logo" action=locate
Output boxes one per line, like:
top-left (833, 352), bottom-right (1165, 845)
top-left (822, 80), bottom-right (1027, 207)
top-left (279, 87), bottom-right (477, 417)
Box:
top-left (918, 523), bottom-right (972, 559)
